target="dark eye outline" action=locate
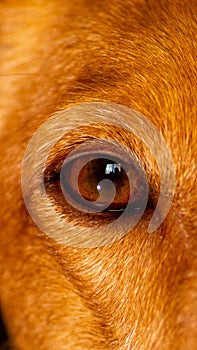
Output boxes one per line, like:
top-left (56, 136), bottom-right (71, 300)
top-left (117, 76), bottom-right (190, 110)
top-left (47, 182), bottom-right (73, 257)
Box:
top-left (43, 144), bottom-right (152, 228)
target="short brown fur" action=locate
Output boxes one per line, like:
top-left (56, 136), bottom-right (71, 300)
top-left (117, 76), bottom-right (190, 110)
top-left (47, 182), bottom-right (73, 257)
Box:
top-left (0, 0), bottom-right (197, 349)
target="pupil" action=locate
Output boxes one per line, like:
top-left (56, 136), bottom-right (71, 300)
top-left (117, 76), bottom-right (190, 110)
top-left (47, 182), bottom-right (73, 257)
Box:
top-left (78, 158), bottom-right (129, 210)
top-left (96, 161), bottom-right (123, 204)
top-left (84, 159), bottom-right (124, 192)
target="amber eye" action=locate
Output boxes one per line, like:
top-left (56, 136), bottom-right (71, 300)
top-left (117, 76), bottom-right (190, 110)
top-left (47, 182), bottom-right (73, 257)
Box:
top-left (59, 153), bottom-right (147, 213)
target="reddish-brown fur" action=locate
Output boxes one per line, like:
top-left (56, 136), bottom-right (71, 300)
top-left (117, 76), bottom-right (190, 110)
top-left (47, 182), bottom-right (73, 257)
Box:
top-left (0, 0), bottom-right (196, 349)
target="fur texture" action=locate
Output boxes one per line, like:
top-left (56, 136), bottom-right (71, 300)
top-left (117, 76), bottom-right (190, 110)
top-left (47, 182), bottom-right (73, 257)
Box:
top-left (0, 0), bottom-right (197, 349)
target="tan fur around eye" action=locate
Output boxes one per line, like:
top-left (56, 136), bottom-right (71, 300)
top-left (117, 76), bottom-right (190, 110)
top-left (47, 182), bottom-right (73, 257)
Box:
top-left (0, 1), bottom-right (196, 349)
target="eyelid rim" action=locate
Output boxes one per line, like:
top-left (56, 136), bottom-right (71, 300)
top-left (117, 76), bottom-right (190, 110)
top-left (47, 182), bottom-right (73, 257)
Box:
top-left (48, 142), bottom-right (148, 215)
top-left (45, 138), bottom-right (143, 177)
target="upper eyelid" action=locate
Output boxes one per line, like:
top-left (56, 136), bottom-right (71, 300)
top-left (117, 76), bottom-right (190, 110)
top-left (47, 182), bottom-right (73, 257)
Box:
top-left (44, 141), bottom-right (142, 185)
top-left (44, 124), bottom-right (160, 195)
top-left (44, 125), bottom-right (139, 168)
top-left (52, 142), bottom-right (138, 166)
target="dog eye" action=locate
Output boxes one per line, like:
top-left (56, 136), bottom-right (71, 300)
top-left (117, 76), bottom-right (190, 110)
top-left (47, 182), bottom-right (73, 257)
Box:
top-left (60, 156), bottom-right (145, 212)
top-left (44, 151), bottom-right (147, 217)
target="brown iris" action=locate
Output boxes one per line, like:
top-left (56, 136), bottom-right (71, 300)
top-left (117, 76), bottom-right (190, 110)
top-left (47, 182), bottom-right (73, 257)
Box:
top-left (59, 154), bottom-right (146, 213)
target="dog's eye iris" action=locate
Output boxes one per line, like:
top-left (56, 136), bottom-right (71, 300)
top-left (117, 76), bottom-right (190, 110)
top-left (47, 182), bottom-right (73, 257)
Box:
top-left (45, 152), bottom-right (147, 215)
top-left (61, 158), bottom-right (132, 211)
